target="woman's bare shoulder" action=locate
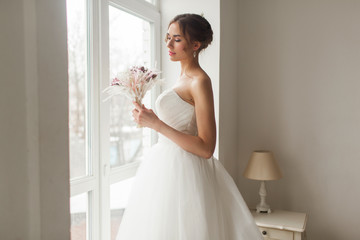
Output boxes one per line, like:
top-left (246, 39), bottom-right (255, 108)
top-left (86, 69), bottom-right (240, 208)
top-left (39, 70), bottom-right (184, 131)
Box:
top-left (190, 69), bottom-right (212, 90)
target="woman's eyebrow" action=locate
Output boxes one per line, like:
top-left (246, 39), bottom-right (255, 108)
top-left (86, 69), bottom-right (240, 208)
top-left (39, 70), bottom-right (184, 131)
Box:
top-left (167, 33), bottom-right (182, 37)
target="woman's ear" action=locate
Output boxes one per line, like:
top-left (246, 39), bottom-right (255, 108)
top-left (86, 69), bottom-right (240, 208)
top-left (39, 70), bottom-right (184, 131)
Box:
top-left (193, 41), bottom-right (201, 51)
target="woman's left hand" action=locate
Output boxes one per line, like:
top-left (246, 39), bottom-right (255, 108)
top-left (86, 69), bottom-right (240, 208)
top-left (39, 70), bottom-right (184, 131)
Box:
top-left (132, 102), bottom-right (161, 130)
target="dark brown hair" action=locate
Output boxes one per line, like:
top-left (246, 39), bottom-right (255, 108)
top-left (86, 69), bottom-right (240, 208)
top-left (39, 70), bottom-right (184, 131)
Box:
top-left (168, 13), bottom-right (213, 52)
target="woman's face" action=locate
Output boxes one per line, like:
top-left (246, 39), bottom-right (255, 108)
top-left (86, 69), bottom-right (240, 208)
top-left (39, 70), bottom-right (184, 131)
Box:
top-left (166, 22), bottom-right (193, 61)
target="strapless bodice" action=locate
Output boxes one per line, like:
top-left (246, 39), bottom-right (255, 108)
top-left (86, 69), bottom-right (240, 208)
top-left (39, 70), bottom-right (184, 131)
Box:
top-left (155, 88), bottom-right (197, 136)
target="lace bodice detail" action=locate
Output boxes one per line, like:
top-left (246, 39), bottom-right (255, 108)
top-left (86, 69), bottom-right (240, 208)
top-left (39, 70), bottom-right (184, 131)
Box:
top-left (155, 88), bottom-right (197, 136)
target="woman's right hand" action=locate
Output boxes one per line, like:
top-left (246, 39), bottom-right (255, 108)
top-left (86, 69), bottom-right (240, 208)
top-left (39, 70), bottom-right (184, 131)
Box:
top-left (132, 102), bottom-right (162, 131)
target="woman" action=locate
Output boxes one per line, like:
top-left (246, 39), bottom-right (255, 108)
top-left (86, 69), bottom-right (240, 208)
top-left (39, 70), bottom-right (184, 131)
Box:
top-left (116, 14), bottom-right (263, 240)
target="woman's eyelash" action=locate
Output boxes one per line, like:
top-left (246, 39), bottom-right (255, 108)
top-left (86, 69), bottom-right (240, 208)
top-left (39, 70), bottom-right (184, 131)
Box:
top-left (166, 36), bottom-right (181, 42)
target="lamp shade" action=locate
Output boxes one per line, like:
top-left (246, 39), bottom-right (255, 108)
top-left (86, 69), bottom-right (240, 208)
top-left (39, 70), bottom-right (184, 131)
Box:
top-left (243, 150), bottom-right (282, 181)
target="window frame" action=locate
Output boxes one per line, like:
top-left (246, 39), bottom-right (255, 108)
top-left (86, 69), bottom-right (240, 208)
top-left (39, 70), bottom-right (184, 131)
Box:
top-left (69, 0), bottom-right (160, 239)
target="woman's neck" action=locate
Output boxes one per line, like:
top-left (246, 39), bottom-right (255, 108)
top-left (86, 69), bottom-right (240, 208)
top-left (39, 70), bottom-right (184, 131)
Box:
top-left (180, 57), bottom-right (200, 77)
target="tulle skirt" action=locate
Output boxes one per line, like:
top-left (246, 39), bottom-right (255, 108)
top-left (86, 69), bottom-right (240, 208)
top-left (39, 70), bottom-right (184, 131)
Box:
top-left (116, 137), bottom-right (263, 240)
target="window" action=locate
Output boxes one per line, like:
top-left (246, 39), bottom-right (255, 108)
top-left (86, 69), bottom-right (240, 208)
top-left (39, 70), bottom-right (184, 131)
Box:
top-left (67, 0), bottom-right (160, 239)
top-left (108, 5), bottom-right (152, 168)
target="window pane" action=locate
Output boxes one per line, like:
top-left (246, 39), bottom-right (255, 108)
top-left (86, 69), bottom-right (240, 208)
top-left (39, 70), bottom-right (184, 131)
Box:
top-left (67, 0), bottom-right (89, 179)
top-left (70, 192), bottom-right (89, 240)
top-left (108, 6), bottom-right (152, 168)
top-left (110, 177), bottom-right (135, 240)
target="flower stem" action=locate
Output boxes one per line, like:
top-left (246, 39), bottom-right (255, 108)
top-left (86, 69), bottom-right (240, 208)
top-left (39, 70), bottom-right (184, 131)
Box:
top-left (135, 97), bottom-right (143, 128)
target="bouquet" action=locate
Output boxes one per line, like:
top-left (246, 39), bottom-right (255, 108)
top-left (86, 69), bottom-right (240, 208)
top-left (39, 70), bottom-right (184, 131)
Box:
top-left (103, 66), bottom-right (161, 127)
top-left (103, 65), bottom-right (161, 104)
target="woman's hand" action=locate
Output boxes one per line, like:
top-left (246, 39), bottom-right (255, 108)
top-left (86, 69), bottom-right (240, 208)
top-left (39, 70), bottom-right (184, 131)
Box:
top-left (132, 102), bottom-right (161, 130)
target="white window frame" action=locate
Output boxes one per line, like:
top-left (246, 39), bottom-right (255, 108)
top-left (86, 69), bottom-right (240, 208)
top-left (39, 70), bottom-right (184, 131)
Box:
top-left (70, 0), bottom-right (160, 239)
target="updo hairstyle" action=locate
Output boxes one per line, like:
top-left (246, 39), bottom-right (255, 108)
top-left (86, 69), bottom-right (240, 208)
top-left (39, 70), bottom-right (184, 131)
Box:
top-left (168, 13), bottom-right (213, 53)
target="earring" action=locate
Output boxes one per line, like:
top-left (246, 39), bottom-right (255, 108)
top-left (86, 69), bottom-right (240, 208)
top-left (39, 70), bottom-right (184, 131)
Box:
top-left (193, 51), bottom-right (197, 58)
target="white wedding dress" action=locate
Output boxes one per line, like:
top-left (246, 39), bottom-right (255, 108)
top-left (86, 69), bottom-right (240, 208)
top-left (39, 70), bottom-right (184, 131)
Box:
top-left (116, 88), bottom-right (263, 240)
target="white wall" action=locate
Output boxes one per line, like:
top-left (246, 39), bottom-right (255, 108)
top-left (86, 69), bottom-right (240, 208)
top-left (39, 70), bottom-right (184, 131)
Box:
top-left (0, 0), bottom-right (70, 239)
top-left (219, 0), bottom-right (239, 179)
top-left (237, 1), bottom-right (360, 239)
top-left (0, 1), bottom-right (29, 239)
top-left (36, 0), bottom-right (70, 239)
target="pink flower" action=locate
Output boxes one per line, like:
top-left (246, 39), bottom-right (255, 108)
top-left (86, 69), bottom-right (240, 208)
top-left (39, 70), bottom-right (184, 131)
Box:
top-left (111, 77), bottom-right (121, 86)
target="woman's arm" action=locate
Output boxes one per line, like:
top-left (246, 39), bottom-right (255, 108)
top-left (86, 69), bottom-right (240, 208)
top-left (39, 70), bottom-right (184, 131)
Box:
top-left (132, 77), bottom-right (216, 159)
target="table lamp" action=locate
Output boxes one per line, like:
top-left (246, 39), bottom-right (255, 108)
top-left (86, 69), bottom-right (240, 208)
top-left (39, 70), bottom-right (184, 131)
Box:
top-left (243, 150), bottom-right (282, 213)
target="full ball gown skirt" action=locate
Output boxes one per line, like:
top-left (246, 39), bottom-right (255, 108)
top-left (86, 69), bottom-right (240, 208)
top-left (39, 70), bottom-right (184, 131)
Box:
top-left (116, 88), bottom-right (263, 240)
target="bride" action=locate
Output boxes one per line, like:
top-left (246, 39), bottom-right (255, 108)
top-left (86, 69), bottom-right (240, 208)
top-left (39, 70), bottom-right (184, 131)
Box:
top-left (116, 13), bottom-right (263, 240)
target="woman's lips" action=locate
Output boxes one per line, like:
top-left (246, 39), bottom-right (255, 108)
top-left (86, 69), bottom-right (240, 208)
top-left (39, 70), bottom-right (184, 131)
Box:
top-left (169, 51), bottom-right (175, 56)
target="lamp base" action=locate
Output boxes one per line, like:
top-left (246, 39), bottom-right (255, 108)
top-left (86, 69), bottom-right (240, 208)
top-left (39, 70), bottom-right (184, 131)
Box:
top-left (256, 205), bottom-right (271, 214)
top-left (256, 181), bottom-right (271, 214)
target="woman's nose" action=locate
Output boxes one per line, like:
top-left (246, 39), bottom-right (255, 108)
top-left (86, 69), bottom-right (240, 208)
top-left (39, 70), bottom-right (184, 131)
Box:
top-left (166, 39), bottom-right (172, 48)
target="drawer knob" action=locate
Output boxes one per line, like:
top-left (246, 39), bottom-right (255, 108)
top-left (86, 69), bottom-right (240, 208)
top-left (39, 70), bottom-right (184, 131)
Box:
top-left (262, 230), bottom-right (267, 235)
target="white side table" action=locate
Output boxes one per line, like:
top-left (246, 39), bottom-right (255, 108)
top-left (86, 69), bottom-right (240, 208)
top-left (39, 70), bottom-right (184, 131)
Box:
top-left (251, 209), bottom-right (308, 240)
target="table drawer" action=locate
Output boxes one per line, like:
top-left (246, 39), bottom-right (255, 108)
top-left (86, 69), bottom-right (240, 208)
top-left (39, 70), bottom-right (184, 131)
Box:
top-left (259, 227), bottom-right (293, 240)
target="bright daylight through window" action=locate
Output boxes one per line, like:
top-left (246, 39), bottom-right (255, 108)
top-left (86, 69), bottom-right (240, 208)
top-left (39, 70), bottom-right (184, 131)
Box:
top-left (66, 0), bottom-right (160, 239)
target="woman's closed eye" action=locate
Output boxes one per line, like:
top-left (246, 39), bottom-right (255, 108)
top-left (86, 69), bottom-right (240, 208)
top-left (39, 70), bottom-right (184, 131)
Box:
top-left (168, 37), bottom-right (181, 42)
top-left (166, 34), bottom-right (182, 42)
